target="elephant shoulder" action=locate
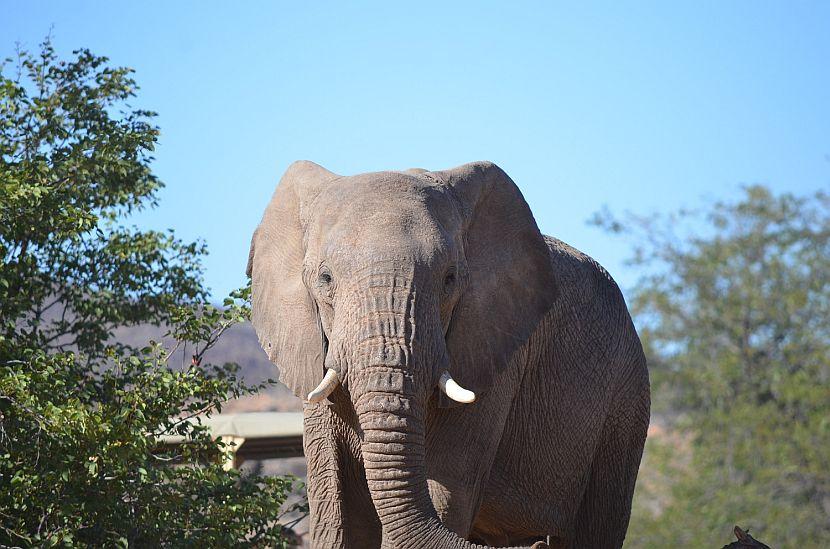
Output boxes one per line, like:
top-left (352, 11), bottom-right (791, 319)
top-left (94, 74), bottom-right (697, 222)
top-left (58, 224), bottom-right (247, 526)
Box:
top-left (542, 235), bottom-right (622, 304)
top-left (543, 234), bottom-right (647, 368)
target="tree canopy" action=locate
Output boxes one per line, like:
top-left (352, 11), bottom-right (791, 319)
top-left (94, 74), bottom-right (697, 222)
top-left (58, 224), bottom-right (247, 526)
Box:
top-left (595, 187), bottom-right (830, 547)
top-left (0, 38), bottom-right (302, 547)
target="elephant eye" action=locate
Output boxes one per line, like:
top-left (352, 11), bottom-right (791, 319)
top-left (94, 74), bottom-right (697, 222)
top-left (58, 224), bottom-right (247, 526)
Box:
top-left (316, 267), bottom-right (334, 300)
top-left (443, 269), bottom-right (456, 289)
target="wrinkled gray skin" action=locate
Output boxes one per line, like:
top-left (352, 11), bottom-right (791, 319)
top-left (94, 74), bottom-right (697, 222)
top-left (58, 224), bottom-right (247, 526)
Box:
top-left (247, 161), bottom-right (650, 548)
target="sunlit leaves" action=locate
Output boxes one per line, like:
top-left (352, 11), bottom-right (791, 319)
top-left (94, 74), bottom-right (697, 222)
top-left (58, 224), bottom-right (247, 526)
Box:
top-left (1, 343), bottom-right (299, 547)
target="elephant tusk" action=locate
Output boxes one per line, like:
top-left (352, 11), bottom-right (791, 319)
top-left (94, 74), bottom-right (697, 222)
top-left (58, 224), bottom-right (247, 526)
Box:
top-left (439, 371), bottom-right (476, 404)
top-left (307, 368), bottom-right (340, 403)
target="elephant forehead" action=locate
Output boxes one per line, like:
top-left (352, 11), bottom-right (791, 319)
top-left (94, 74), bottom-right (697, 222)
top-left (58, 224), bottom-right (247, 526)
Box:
top-left (317, 172), bottom-right (431, 213)
top-left (311, 174), bottom-right (451, 258)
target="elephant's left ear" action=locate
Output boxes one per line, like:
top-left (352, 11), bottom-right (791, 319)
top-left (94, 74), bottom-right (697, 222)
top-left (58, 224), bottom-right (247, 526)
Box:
top-left (434, 161), bottom-right (557, 400)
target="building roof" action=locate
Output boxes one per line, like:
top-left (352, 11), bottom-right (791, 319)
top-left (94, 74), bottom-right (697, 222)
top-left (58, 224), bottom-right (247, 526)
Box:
top-left (201, 411), bottom-right (303, 439)
top-left (160, 412), bottom-right (305, 462)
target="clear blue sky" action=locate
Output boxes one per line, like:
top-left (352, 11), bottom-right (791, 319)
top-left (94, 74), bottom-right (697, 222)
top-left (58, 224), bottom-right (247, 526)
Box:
top-left (4, 2), bottom-right (829, 298)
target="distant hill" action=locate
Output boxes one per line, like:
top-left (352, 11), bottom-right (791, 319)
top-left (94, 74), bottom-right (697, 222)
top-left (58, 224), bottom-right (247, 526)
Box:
top-left (113, 321), bottom-right (302, 413)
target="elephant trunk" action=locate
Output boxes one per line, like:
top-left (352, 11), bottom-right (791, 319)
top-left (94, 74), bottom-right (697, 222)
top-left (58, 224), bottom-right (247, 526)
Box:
top-left (357, 385), bottom-right (445, 546)
top-left (346, 279), bottom-right (541, 549)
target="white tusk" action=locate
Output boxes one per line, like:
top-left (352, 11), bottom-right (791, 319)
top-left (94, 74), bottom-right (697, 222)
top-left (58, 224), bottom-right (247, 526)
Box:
top-left (307, 368), bottom-right (341, 403)
top-left (439, 371), bottom-right (476, 404)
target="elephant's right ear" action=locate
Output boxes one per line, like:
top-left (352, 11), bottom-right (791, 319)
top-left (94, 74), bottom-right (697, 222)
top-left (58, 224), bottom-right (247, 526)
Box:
top-left (247, 161), bottom-right (338, 400)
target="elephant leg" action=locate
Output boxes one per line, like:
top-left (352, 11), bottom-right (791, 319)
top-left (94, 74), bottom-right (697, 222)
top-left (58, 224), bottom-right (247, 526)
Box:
top-left (305, 397), bottom-right (382, 548)
top-left (571, 385), bottom-right (649, 549)
top-left (338, 410), bottom-right (382, 547)
top-left (304, 402), bottom-right (347, 548)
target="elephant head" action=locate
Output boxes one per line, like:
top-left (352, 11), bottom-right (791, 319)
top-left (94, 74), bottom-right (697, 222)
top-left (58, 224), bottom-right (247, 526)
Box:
top-left (247, 161), bottom-right (556, 547)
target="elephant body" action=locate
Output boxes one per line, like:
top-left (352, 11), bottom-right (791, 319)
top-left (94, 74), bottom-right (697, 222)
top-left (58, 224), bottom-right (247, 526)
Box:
top-left (248, 161), bottom-right (649, 548)
top-left (465, 236), bottom-right (649, 547)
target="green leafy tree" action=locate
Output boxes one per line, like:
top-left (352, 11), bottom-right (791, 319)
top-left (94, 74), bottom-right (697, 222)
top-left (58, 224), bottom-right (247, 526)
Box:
top-left (0, 38), bottom-right (303, 546)
top-left (595, 187), bottom-right (830, 547)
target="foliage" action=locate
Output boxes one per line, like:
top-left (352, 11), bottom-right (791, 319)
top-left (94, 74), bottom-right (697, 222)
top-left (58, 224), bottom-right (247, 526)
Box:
top-left (0, 36), bottom-right (204, 362)
top-left (0, 38), bottom-right (303, 546)
top-left (594, 187), bottom-right (830, 547)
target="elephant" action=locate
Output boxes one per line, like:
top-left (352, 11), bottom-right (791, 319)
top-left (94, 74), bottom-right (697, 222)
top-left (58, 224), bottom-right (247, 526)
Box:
top-left (246, 160), bottom-right (650, 548)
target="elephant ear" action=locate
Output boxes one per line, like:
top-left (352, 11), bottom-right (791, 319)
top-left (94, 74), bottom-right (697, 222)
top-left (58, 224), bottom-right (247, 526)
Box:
top-left (435, 161), bottom-right (557, 399)
top-left (247, 161), bottom-right (338, 400)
